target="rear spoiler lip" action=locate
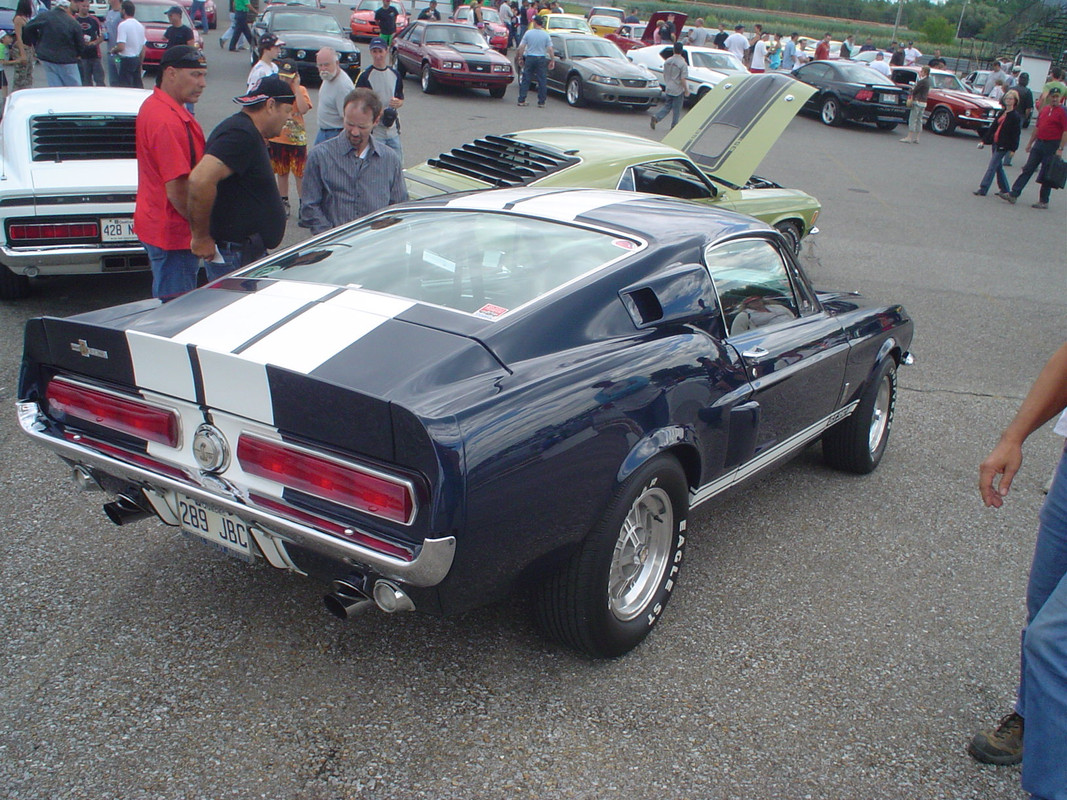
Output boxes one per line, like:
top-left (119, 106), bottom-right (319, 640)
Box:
top-left (16, 401), bottom-right (456, 588)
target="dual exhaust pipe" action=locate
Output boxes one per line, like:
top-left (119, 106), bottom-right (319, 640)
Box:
top-left (324, 578), bottom-right (416, 619)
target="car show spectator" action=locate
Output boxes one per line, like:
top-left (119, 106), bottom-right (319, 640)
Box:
top-left (103, 0), bottom-right (122, 85)
top-left (869, 50), bottom-right (891, 77)
top-left (314, 46), bottom-right (354, 144)
top-left (228, 0), bottom-right (254, 52)
top-left (189, 75), bottom-right (293, 270)
top-left (12, 0), bottom-right (35, 91)
top-left (649, 41), bottom-right (688, 130)
top-left (299, 88), bottom-right (407, 234)
top-left (780, 31), bottom-right (798, 71)
top-left (999, 86), bottom-right (1067, 210)
top-left (515, 13), bottom-right (553, 108)
top-left (840, 34), bottom-right (854, 60)
top-left (723, 23), bottom-right (747, 62)
top-left (859, 36), bottom-right (875, 52)
top-left (247, 32), bottom-right (281, 91)
top-left (111, 0), bottom-right (146, 88)
top-left (418, 0), bottom-right (440, 20)
top-left (1014, 72), bottom-right (1034, 130)
top-left (904, 41), bottom-right (921, 65)
top-left (189, 0), bottom-right (206, 31)
top-left (684, 18), bottom-right (710, 48)
top-left (623, 7), bottom-right (638, 24)
top-left (983, 61), bottom-right (1007, 97)
top-left (749, 32), bottom-right (768, 73)
top-left (269, 59), bottom-right (311, 218)
top-left (974, 90), bottom-right (1022, 197)
top-left (927, 49), bottom-right (946, 69)
top-left (1037, 67), bottom-right (1067, 109)
top-left (23, 0), bottom-right (83, 87)
top-left (712, 21), bottom-right (728, 50)
top-left (890, 43), bottom-right (904, 66)
top-left (814, 33), bottom-right (830, 61)
top-left (653, 14), bottom-right (676, 44)
top-left (75, 0), bottom-right (105, 86)
top-left (900, 64), bottom-right (930, 144)
top-left (767, 32), bottom-right (781, 69)
top-left (134, 45), bottom-right (208, 301)
top-left (162, 5), bottom-right (194, 50)
top-left (375, 0), bottom-right (400, 46)
top-left (356, 37), bottom-right (404, 163)
top-left (971, 341), bottom-right (1067, 800)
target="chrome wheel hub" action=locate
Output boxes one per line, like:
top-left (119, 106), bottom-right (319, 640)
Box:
top-left (608, 486), bottom-right (672, 622)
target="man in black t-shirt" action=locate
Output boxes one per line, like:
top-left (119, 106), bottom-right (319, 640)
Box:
top-left (417, 0), bottom-right (440, 21)
top-left (374, 0), bottom-right (399, 46)
top-left (75, 0), bottom-right (105, 86)
top-left (163, 6), bottom-right (194, 49)
top-left (188, 75), bottom-right (294, 272)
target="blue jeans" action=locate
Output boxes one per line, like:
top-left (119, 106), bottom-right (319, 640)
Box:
top-left (189, 0), bottom-right (206, 30)
top-left (107, 54), bottom-right (120, 86)
top-left (314, 128), bottom-right (342, 146)
top-left (118, 56), bottom-right (142, 88)
top-left (653, 93), bottom-right (685, 128)
top-left (145, 244), bottom-right (229, 301)
top-left (1017, 446), bottom-right (1067, 800)
top-left (518, 55), bottom-right (548, 105)
top-left (42, 61), bottom-right (81, 87)
top-left (1011, 138), bottom-right (1058, 204)
top-left (229, 10), bottom-right (253, 51)
top-left (978, 147), bottom-right (1011, 195)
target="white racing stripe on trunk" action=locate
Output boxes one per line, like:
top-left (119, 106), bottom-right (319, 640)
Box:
top-left (126, 331), bottom-right (197, 401)
top-left (197, 348), bottom-right (274, 425)
top-left (170, 281), bottom-right (336, 352)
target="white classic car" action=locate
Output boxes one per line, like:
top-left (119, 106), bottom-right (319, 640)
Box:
top-left (0, 88), bottom-right (151, 300)
top-left (627, 44), bottom-right (748, 104)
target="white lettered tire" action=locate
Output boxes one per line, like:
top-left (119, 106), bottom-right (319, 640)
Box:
top-left (536, 455), bottom-right (689, 658)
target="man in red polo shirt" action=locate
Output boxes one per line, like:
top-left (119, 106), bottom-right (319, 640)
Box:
top-left (999, 86), bottom-right (1067, 210)
top-left (134, 45), bottom-right (209, 301)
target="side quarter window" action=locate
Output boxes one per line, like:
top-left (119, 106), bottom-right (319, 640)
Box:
top-left (409, 24), bottom-right (423, 44)
top-left (705, 239), bottom-right (800, 337)
top-left (621, 159), bottom-right (714, 200)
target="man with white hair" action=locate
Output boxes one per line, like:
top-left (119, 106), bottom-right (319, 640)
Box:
top-left (314, 47), bottom-right (354, 145)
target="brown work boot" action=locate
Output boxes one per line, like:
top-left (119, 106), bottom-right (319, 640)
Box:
top-left (967, 712), bottom-right (1023, 765)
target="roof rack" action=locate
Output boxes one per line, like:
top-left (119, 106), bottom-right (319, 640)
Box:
top-left (426, 134), bottom-right (579, 187)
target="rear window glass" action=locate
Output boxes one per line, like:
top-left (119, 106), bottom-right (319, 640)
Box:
top-left (244, 210), bottom-right (640, 318)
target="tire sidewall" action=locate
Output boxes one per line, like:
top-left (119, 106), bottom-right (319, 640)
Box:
top-left (861, 358), bottom-right (896, 468)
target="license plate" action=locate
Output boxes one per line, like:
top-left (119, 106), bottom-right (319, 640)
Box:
top-left (100, 217), bottom-right (136, 243)
top-left (176, 493), bottom-right (254, 560)
top-left (880, 93), bottom-right (898, 104)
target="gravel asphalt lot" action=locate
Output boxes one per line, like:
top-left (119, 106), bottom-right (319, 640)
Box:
top-left (0, 17), bottom-right (1064, 799)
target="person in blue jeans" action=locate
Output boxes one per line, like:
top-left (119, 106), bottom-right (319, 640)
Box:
top-left (974, 90), bottom-right (1022, 196)
top-left (972, 341), bottom-right (1067, 800)
top-left (515, 14), bottom-right (553, 107)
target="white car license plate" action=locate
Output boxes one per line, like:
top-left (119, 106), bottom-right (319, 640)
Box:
top-left (176, 493), bottom-right (253, 560)
top-left (100, 217), bottom-right (136, 243)
top-left (880, 93), bottom-right (898, 104)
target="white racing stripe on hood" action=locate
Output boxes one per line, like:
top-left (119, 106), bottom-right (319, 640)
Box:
top-left (170, 281), bottom-right (336, 352)
top-left (126, 331), bottom-right (197, 401)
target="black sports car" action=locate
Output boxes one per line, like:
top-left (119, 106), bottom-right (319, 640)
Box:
top-left (17, 188), bottom-right (913, 658)
top-left (251, 7), bottom-right (361, 84)
top-left (791, 60), bottom-right (909, 130)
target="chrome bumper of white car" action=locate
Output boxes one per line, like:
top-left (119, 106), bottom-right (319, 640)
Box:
top-left (1, 243), bottom-right (149, 276)
top-left (17, 402), bottom-right (457, 588)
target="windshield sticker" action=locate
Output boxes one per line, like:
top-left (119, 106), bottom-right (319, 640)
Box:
top-left (474, 303), bottom-right (508, 320)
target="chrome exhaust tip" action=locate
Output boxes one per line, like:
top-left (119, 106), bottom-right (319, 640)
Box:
top-left (324, 579), bottom-right (374, 620)
top-left (372, 580), bottom-right (415, 613)
top-left (72, 465), bottom-right (102, 492)
top-left (103, 494), bottom-right (153, 526)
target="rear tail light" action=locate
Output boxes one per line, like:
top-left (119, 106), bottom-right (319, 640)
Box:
top-left (855, 89), bottom-right (874, 101)
top-left (46, 378), bottom-right (181, 447)
top-left (8, 222), bottom-right (99, 241)
top-left (237, 435), bottom-right (417, 525)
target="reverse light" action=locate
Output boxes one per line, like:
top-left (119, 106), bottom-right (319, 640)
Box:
top-left (46, 378), bottom-right (181, 447)
top-left (237, 435), bottom-right (417, 525)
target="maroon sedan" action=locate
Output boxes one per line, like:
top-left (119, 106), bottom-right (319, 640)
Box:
top-left (393, 20), bottom-right (513, 98)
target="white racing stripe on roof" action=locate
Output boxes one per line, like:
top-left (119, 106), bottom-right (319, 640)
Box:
top-left (197, 348), bottom-right (274, 425)
top-left (170, 281), bottom-right (335, 352)
top-left (449, 189), bottom-right (637, 222)
top-left (126, 331), bottom-right (197, 401)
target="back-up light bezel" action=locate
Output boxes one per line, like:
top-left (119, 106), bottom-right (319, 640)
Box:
top-left (237, 434), bottom-right (418, 526)
top-left (45, 377), bottom-right (181, 448)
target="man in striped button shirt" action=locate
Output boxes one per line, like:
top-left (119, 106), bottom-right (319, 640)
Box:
top-left (299, 88), bottom-right (407, 235)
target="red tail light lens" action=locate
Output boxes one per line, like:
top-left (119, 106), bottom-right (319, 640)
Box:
top-left (237, 435), bottom-right (417, 525)
top-left (46, 378), bottom-right (180, 447)
top-left (9, 222), bottom-right (99, 241)
top-left (855, 89), bottom-right (874, 101)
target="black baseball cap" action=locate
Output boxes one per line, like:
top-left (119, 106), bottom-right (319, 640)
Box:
top-left (233, 74), bottom-right (296, 106)
top-left (160, 45), bottom-right (207, 69)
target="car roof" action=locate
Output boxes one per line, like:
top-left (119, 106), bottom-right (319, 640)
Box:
top-left (511, 127), bottom-right (680, 162)
top-left (4, 87), bottom-right (150, 118)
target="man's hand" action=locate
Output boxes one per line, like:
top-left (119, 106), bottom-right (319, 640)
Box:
top-left (190, 234), bottom-right (216, 261)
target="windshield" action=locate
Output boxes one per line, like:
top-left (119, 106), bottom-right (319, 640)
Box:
top-left (838, 63), bottom-right (895, 85)
top-left (358, 0), bottom-right (406, 11)
top-left (567, 37), bottom-right (624, 59)
top-left (931, 73), bottom-right (965, 91)
top-left (245, 210), bottom-right (638, 317)
top-left (134, 4), bottom-right (190, 24)
top-left (425, 24), bottom-right (486, 46)
top-left (275, 12), bottom-right (342, 33)
top-left (589, 15), bottom-right (621, 27)
top-left (547, 16), bottom-right (591, 32)
top-left (691, 51), bottom-right (744, 72)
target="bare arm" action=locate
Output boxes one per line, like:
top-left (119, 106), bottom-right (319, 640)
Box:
top-left (979, 342), bottom-right (1067, 507)
top-left (187, 154), bottom-right (233, 259)
top-left (164, 176), bottom-right (191, 221)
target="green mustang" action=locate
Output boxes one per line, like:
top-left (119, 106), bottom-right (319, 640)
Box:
top-left (404, 73), bottom-right (820, 252)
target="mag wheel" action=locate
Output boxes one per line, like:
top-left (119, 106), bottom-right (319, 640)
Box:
top-left (930, 107), bottom-right (956, 135)
top-left (420, 63), bottom-right (438, 94)
top-left (566, 75), bottom-right (585, 107)
top-left (820, 95), bottom-right (842, 126)
top-left (536, 455), bottom-right (689, 658)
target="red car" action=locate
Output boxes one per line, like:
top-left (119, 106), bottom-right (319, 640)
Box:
top-left (605, 10), bottom-right (685, 53)
top-left (349, 0), bottom-right (409, 41)
top-left (450, 5), bottom-right (508, 54)
top-left (393, 20), bottom-right (513, 98)
top-left (890, 65), bottom-right (1002, 136)
top-left (136, 1), bottom-right (203, 68)
top-left (174, 0), bottom-right (216, 29)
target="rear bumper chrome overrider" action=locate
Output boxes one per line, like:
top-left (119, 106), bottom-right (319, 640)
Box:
top-left (17, 402), bottom-right (456, 587)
